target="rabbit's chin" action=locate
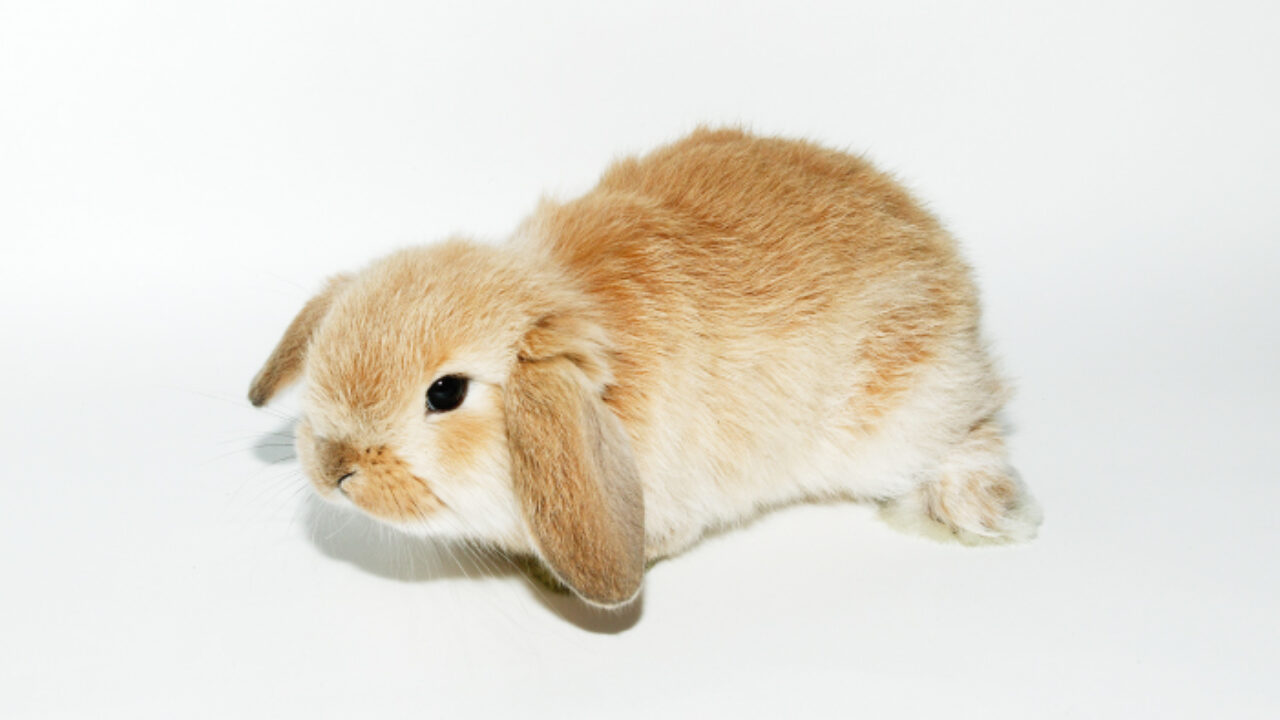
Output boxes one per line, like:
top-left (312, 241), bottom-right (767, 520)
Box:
top-left (318, 493), bottom-right (456, 540)
top-left (321, 486), bottom-right (530, 553)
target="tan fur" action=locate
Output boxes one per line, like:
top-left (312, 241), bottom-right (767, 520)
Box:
top-left (505, 357), bottom-right (644, 606)
top-left (250, 128), bottom-right (1040, 607)
top-left (433, 411), bottom-right (501, 478)
top-left (248, 274), bottom-right (350, 407)
top-left (296, 423), bottom-right (446, 523)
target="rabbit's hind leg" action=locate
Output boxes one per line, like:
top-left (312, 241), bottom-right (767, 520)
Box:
top-left (879, 416), bottom-right (1041, 544)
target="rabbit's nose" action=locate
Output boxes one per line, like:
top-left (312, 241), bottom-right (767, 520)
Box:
top-left (336, 471), bottom-right (355, 490)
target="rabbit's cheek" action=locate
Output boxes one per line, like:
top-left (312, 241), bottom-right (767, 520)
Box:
top-left (433, 410), bottom-right (503, 477)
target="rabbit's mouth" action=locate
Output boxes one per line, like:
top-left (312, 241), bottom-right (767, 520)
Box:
top-left (298, 423), bottom-right (447, 524)
top-left (332, 466), bottom-right (447, 525)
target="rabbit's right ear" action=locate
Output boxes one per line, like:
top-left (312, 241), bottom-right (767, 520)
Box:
top-left (505, 347), bottom-right (645, 608)
top-left (248, 275), bottom-right (351, 407)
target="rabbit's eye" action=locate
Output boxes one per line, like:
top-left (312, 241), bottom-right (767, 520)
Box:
top-left (426, 375), bottom-right (468, 413)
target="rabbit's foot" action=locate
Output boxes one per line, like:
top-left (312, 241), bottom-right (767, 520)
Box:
top-left (880, 417), bottom-right (1041, 544)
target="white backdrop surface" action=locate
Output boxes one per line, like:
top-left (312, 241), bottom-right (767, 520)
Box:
top-left (2, 2), bottom-right (1277, 718)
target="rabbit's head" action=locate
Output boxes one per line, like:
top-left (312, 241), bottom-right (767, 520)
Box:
top-left (249, 242), bottom-right (644, 607)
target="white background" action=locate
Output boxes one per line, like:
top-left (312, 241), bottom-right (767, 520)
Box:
top-left (3, 1), bottom-right (1277, 718)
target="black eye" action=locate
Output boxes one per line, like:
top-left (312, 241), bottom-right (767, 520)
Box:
top-left (426, 375), bottom-right (468, 413)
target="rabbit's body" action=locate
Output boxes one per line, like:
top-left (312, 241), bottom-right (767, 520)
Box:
top-left (521, 129), bottom-right (1032, 556)
top-left (251, 128), bottom-right (1040, 607)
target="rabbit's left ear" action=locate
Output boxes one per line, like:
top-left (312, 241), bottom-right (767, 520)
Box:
top-left (248, 274), bottom-right (351, 407)
top-left (505, 317), bottom-right (644, 608)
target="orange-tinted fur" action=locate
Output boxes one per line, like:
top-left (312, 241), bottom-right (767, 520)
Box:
top-left (532, 129), bottom-right (975, 448)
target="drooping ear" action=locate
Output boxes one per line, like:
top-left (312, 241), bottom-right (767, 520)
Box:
top-left (248, 274), bottom-right (351, 407)
top-left (504, 337), bottom-right (644, 608)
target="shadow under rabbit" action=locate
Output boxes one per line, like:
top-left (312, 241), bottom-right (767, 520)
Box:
top-left (251, 423), bottom-right (641, 632)
top-left (300, 494), bottom-right (643, 632)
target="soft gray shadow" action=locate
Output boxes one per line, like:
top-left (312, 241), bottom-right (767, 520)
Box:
top-left (253, 424), bottom-right (643, 632)
top-left (253, 418), bottom-right (299, 464)
top-left (301, 496), bottom-right (643, 632)
top-left (524, 583), bottom-right (644, 633)
top-left (301, 494), bottom-right (516, 584)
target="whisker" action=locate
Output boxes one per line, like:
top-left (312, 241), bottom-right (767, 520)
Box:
top-left (253, 470), bottom-right (307, 507)
top-left (178, 386), bottom-right (301, 423)
top-left (440, 541), bottom-right (473, 583)
top-left (259, 479), bottom-right (310, 525)
top-left (447, 515), bottom-right (569, 615)
top-left (323, 507), bottom-right (358, 541)
top-left (404, 533), bottom-right (417, 579)
top-left (233, 471), bottom-right (307, 529)
top-left (228, 470), bottom-right (306, 541)
top-left (287, 489), bottom-right (321, 536)
top-left (197, 443), bottom-right (296, 468)
top-left (453, 536), bottom-right (545, 632)
top-left (216, 432), bottom-right (296, 447)
top-left (457, 538), bottom-right (495, 576)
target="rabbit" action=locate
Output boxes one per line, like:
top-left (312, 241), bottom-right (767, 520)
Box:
top-left (248, 128), bottom-right (1041, 608)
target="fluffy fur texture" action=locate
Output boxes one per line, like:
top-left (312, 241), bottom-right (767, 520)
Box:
top-left (249, 128), bottom-right (1040, 607)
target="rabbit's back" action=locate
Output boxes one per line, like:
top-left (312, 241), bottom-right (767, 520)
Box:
top-left (601, 127), bottom-right (945, 243)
